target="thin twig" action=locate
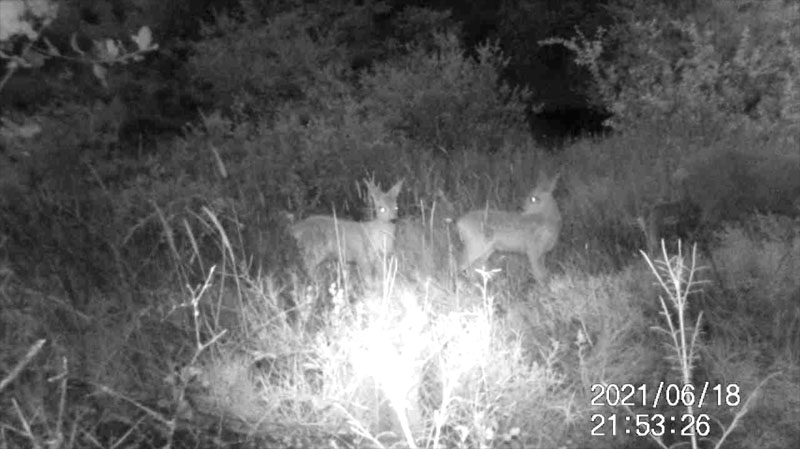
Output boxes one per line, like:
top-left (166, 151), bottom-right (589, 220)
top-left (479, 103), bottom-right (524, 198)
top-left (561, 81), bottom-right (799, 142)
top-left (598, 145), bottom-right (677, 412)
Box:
top-left (0, 339), bottom-right (46, 394)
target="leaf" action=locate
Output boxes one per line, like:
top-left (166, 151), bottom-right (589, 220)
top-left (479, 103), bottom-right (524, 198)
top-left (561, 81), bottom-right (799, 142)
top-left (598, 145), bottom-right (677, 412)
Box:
top-left (15, 122), bottom-right (41, 139)
top-left (131, 26), bottom-right (153, 51)
top-left (0, 117), bottom-right (41, 139)
top-left (22, 48), bottom-right (45, 68)
top-left (57, 68), bottom-right (74, 81)
top-left (70, 33), bottom-right (84, 55)
top-left (104, 39), bottom-right (120, 59)
top-left (92, 63), bottom-right (108, 89)
top-left (43, 36), bottom-right (60, 56)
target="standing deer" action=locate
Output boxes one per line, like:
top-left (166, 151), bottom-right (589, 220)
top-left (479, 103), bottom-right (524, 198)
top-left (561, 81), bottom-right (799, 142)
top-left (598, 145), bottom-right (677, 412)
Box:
top-left (456, 172), bottom-right (561, 283)
top-left (636, 168), bottom-right (702, 255)
top-left (291, 179), bottom-right (404, 283)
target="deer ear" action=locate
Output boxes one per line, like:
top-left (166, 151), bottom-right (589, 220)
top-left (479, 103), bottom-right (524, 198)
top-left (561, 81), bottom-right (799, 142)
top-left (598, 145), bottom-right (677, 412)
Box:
top-left (538, 171), bottom-right (559, 192)
top-left (389, 179), bottom-right (404, 196)
top-left (550, 172), bottom-right (561, 190)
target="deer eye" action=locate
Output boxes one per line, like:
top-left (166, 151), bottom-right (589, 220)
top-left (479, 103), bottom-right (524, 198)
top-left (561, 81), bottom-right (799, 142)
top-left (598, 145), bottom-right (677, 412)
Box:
top-left (530, 196), bottom-right (539, 203)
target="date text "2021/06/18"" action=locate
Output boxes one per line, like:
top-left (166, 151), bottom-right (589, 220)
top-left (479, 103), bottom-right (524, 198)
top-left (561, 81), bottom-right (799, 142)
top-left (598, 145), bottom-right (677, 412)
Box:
top-left (590, 382), bottom-right (741, 409)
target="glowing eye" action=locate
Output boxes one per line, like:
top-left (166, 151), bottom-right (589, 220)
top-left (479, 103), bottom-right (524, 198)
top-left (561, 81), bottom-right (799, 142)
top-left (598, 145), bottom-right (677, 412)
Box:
top-left (531, 196), bottom-right (539, 203)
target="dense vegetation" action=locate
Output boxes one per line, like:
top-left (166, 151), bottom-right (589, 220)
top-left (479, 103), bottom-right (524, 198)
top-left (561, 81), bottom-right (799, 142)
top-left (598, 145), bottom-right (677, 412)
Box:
top-left (1, 0), bottom-right (799, 448)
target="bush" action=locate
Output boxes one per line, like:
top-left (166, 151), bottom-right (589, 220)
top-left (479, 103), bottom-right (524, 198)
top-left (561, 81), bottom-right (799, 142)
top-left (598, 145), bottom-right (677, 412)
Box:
top-left (361, 33), bottom-right (532, 152)
top-left (546, 0), bottom-right (800, 137)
